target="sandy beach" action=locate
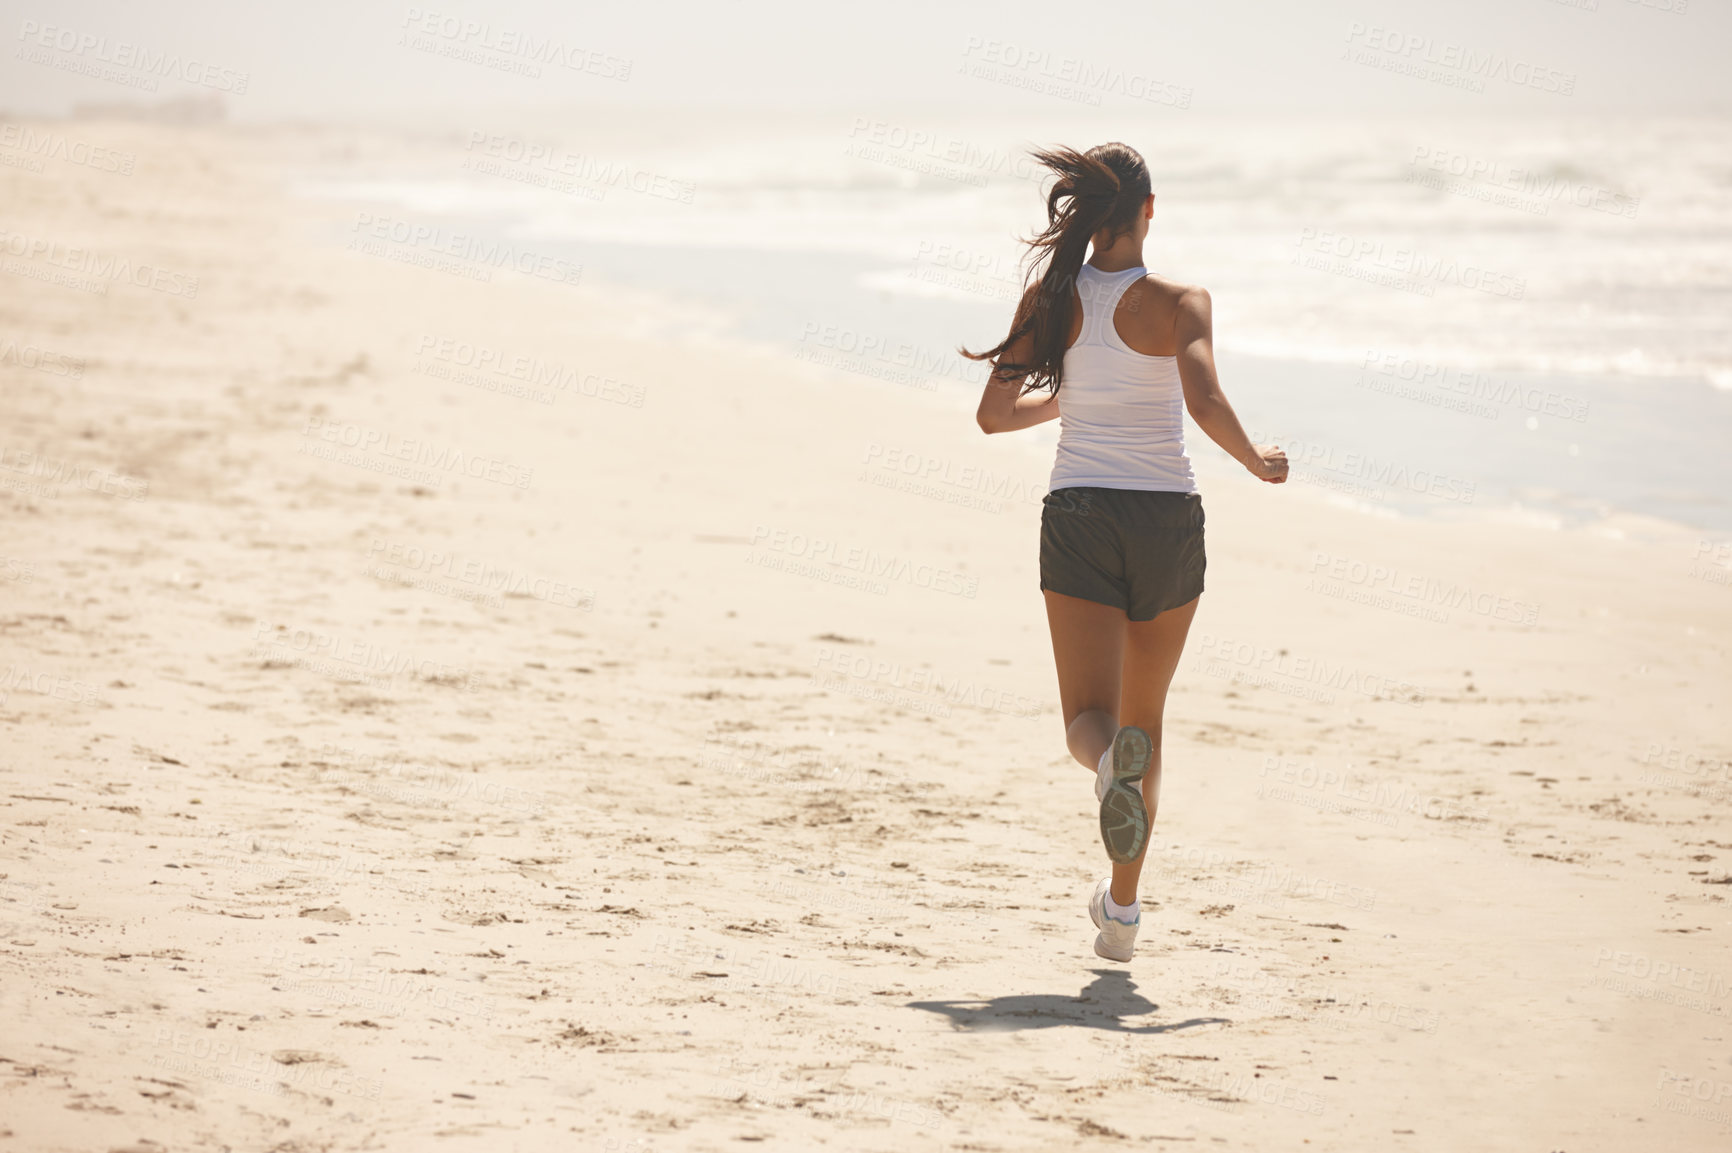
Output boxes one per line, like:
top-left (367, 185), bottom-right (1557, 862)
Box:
top-left (3, 120), bottom-right (1731, 1152)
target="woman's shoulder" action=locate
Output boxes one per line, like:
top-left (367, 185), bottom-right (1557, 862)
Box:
top-left (1132, 271), bottom-right (1204, 301)
top-left (1119, 273), bottom-right (1195, 322)
top-left (1129, 273), bottom-right (1212, 325)
top-left (1115, 273), bottom-right (1210, 352)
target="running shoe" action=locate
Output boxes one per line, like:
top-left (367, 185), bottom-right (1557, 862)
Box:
top-left (1089, 877), bottom-right (1139, 962)
top-left (1096, 725), bottom-right (1151, 864)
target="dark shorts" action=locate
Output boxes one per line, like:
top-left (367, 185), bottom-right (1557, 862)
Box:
top-left (1039, 487), bottom-right (1205, 621)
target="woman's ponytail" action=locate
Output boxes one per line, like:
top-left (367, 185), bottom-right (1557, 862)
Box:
top-left (963, 142), bottom-right (1151, 395)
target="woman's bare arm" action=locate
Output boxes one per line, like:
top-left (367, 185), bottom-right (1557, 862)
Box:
top-left (976, 368), bottom-right (1059, 434)
top-left (1173, 287), bottom-right (1287, 483)
top-left (975, 290), bottom-right (1061, 434)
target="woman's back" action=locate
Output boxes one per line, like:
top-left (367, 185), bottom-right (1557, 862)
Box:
top-left (968, 140), bottom-right (1285, 964)
top-left (1050, 263), bottom-right (1197, 494)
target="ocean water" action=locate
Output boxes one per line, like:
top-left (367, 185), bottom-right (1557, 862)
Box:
top-left (297, 109), bottom-right (1732, 533)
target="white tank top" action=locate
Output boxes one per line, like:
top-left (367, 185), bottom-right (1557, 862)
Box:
top-left (1049, 264), bottom-right (1197, 494)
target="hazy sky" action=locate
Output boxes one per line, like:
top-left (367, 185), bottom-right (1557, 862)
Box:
top-left (2, 0), bottom-right (1725, 120)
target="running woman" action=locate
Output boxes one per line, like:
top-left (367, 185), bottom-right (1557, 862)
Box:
top-left (967, 143), bottom-right (1287, 962)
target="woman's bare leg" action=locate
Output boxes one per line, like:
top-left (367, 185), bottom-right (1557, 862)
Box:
top-left (1042, 590), bottom-right (1128, 776)
top-left (1110, 595), bottom-right (1199, 904)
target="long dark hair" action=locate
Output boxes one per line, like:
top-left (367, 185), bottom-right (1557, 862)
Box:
top-left (962, 142), bottom-right (1151, 394)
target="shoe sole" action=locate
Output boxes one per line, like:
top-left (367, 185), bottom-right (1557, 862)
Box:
top-left (1099, 726), bottom-right (1151, 865)
top-left (1093, 934), bottom-right (1134, 963)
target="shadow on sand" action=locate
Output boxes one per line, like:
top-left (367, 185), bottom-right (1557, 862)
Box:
top-left (908, 968), bottom-right (1228, 1034)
